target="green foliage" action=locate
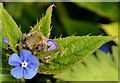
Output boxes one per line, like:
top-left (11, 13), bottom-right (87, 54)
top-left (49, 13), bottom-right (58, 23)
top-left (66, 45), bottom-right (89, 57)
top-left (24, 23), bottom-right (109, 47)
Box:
top-left (0, 52), bottom-right (25, 82)
top-left (100, 22), bottom-right (119, 47)
top-left (1, 2), bottom-right (118, 82)
top-left (0, 74), bottom-right (24, 82)
top-left (36, 48), bottom-right (61, 59)
top-left (0, 4), bottom-right (8, 49)
top-left (38, 36), bottom-right (113, 74)
top-left (33, 4), bottom-right (54, 37)
top-left (119, 47), bottom-right (120, 81)
top-left (54, 46), bottom-right (118, 81)
top-left (74, 2), bottom-right (118, 20)
top-left (6, 2), bottom-right (51, 33)
top-left (0, 3), bottom-right (22, 52)
top-left (0, 3), bottom-right (24, 82)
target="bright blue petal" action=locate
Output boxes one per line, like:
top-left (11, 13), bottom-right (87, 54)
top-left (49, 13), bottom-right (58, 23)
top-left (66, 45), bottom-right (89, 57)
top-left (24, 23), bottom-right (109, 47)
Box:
top-left (28, 55), bottom-right (39, 68)
top-left (98, 44), bottom-right (110, 54)
top-left (3, 37), bottom-right (9, 44)
top-left (23, 67), bottom-right (37, 79)
top-left (8, 53), bottom-right (22, 66)
top-left (47, 40), bottom-right (58, 51)
top-left (28, 64), bottom-right (39, 69)
top-left (20, 50), bottom-right (32, 62)
top-left (11, 67), bottom-right (23, 79)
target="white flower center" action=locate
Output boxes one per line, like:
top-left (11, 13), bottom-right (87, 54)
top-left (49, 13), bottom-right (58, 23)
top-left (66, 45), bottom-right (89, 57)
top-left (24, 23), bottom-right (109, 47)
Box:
top-left (22, 61), bottom-right (28, 67)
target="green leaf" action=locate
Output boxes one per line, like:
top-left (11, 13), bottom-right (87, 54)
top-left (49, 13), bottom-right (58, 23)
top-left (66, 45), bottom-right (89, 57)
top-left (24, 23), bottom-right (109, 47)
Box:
top-left (118, 47), bottom-right (120, 81)
top-left (54, 46), bottom-right (118, 81)
top-left (6, 2), bottom-right (51, 33)
top-left (0, 3), bottom-right (22, 52)
top-left (0, 52), bottom-right (25, 82)
top-left (112, 46), bottom-right (118, 66)
top-left (100, 22), bottom-right (119, 47)
top-left (33, 4), bottom-right (54, 37)
top-left (0, 3), bottom-right (8, 49)
top-left (1, 51), bottom-right (11, 74)
top-left (0, 74), bottom-right (24, 82)
top-left (73, 2), bottom-right (118, 20)
top-left (36, 48), bottom-right (62, 59)
top-left (38, 36), bottom-right (113, 74)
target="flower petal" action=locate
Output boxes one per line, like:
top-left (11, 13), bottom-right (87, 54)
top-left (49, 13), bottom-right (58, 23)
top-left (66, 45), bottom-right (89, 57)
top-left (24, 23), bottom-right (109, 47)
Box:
top-left (47, 40), bottom-right (58, 51)
top-left (28, 64), bottom-right (39, 69)
top-left (35, 68), bottom-right (38, 71)
top-left (98, 44), bottom-right (110, 54)
top-left (28, 55), bottom-right (39, 68)
top-left (11, 67), bottom-right (23, 79)
top-left (23, 67), bottom-right (37, 79)
top-left (3, 37), bottom-right (9, 44)
top-left (8, 53), bottom-right (22, 66)
top-left (20, 50), bottom-right (32, 62)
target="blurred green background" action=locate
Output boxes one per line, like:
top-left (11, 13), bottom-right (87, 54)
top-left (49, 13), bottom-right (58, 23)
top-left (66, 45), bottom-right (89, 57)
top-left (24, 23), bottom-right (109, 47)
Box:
top-left (3, 2), bottom-right (119, 82)
top-left (3, 2), bottom-right (118, 37)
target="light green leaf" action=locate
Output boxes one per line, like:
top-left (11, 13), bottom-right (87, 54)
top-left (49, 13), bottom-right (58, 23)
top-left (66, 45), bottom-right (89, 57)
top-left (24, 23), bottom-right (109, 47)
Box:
top-left (117, 47), bottom-right (120, 81)
top-left (54, 46), bottom-right (118, 81)
top-left (0, 3), bottom-right (8, 49)
top-left (0, 74), bottom-right (24, 82)
top-left (0, 3), bottom-right (22, 52)
top-left (38, 36), bottom-right (113, 74)
top-left (33, 4), bottom-right (54, 37)
top-left (100, 22), bottom-right (119, 47)
top-left (73, 2), bottom-right (118, 20)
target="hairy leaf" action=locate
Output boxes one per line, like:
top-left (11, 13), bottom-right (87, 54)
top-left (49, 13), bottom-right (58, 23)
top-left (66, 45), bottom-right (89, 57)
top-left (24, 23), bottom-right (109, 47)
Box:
top-left (54, 46), bottom-right (118, 81)
top-left (38, 36), bottom-right (113, 74)
top-left (0, 3), bottom-right (22, 52)
top-left (33, 4), bottom-right (54, 37)
top-left (36, 48), bottom-right (62, 59)
top-left (0, 3), bottom-right (8, 49)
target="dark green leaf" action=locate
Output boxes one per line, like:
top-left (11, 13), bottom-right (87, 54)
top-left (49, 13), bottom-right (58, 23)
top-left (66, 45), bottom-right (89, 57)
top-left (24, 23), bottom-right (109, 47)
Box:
top-left (38, 36), bottom-right (113, 74)
top-left (0, 3), bottom-right (22, 52)
top-left (33, 4), bottom-right (54, 37)
top-left (36, 48), bottom-right (62, 59)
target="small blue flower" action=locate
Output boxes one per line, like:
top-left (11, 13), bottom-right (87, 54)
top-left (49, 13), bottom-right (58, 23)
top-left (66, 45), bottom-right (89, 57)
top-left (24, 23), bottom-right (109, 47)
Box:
top-left (8, 50), bottom-right (40, 79)
top-left (3, 37), bottom-right (9, 44)
top-left (47, 40), bottom-right (58, 51)
top-left (98, 44), bottom-right (110, 54)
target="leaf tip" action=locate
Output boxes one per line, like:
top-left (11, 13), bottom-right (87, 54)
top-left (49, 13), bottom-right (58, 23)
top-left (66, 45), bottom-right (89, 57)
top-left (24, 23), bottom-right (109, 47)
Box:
top-left (47, 4), bottom-right (55, 12)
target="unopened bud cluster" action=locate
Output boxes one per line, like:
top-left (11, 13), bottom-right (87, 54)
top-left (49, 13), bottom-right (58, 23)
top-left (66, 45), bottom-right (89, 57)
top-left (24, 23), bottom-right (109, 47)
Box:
top-left (18, 30), bottom-right (50, 56)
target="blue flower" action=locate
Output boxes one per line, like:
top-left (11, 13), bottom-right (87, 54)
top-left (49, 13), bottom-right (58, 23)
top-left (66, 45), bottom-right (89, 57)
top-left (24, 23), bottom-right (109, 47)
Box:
top-left (47, 40), bottom-right (58, 51)
top-left (98, 44), bottom-right (110, 54)
top-left (3, 37), bottom-right (9, 44)
top-left (8, 50), bottom-right (40, 79)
